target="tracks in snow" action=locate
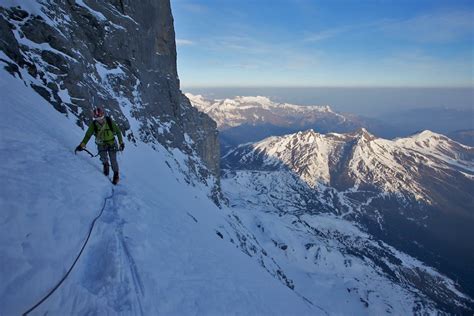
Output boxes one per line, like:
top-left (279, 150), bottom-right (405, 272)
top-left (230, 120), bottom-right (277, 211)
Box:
top-left (23, 187), bottom-right (144, 315)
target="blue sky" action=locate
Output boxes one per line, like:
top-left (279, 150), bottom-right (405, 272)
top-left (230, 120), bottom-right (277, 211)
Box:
top-left (171, 0), bottom-right (474, 88)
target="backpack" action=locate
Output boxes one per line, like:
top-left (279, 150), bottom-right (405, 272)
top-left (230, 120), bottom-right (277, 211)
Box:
top-left (94, 116), bottom-right (114, 134)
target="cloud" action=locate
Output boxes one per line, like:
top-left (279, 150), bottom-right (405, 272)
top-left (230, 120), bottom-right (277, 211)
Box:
top-left (303, 28), bottom-right (348, 43)
top-left (206, 35), bottom-right (273, 54)
top-left (302, 10), bottom-right (474, 44)
top-left (301, 21), bottom-right (384, 43)
top-left (176, 39), bottom-right (195, 46)
top-left (181, 3), bottom-right (208, 14)
top-left (380, 10), bottom-right (474, 43)
top-left (202, 34), bottom-right (323, 73)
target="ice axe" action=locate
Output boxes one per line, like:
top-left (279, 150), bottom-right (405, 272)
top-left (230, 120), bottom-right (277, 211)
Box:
top-left (75, 146), bottom-right (95, 158)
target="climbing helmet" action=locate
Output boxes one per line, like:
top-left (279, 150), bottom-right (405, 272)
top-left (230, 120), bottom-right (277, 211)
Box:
top-left (93, 107), bottom-right (105, 120)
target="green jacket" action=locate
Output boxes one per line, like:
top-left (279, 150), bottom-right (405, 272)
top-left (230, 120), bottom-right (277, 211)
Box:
top-left (81, 117), bottom-right (123, 146)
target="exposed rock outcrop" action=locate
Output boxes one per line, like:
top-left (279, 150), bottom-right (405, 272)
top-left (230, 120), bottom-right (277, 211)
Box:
top-left (0, 0), bottom-right (220, 194)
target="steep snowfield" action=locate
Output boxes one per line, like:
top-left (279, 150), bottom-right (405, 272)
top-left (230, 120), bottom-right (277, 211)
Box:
top-left (2, 73), bottom-right (473, 315)
top-left (4, 1), bottom-right (471, 314)
top-left (0, 71), bottom-right (111, 314)
top-left (221, 170), bottom-right (473, 314)
top-left (0, 74), bottom-right (314, 315)
top-left (221, 169), bottom-right (473, 314)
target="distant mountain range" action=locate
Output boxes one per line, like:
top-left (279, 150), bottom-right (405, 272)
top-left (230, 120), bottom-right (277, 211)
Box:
top-left (185, 93), bottom-right (401, 150)
top-left (2, 1), bottom-right (472, 314)
top-left (186, 94), bottom-right (473, 149)
top-left (186, 94), bottom-right (343, 129)
top-left (222, 128), bottom-right (474, 310)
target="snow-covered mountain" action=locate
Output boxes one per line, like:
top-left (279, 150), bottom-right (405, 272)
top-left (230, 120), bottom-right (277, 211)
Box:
top-left (187, 93), bottom-right (359, 148)
top-left (224, 128), bottom-right (473, 201)
top-left (186, 93), bottom-right (399, 150)
top-left (2, 0), bottom-right (473, 315)
top-left (2, 73), bottom-right (472, 314)
top-left (186, 93), bottom-right (342, 129)
top-left (0, 73), bottom-right (318, 315)
top-left (222, 128), bottom-right (474, 312)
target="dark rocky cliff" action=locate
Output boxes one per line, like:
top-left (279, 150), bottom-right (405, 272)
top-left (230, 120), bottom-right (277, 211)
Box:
top-left (0, 0), bottom-right (220, 194)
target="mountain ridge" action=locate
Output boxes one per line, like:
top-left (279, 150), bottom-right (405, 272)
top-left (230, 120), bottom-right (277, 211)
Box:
top-left (222, 127), bottom-right (474, 308)
top-left (0, 1), bottom-right (220, 196)
top-left (186, 93), bottom-right (338, 129)
top-left (186, 92), bottom-right (390, 151)
top-left (1, 1), bottom-right (473, 314)
top-left (224, 128), bottom-right (473, 199)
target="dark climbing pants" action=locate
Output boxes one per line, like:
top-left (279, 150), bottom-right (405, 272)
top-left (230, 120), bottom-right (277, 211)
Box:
top-left (98, 143), bottom-right (119, 173)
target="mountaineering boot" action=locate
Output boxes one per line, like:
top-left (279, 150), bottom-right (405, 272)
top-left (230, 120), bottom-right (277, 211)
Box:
top-left (112, 172), bottom-right (119, 185)
top-left (103, 163), bottom-right (110, 176)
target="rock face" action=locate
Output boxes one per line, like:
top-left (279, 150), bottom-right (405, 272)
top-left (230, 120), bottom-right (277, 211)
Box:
top-left (0, 0), bottom-right (220, 193)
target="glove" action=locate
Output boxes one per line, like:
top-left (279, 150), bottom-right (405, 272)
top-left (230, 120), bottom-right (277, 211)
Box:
top-left (119, 143), bottom-right (125, 151)
top-left (75, 143), bottom-right (86, 154)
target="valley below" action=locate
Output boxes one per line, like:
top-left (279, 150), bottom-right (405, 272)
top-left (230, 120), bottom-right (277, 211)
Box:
top-left (188, 93), bottom-right (474, 313)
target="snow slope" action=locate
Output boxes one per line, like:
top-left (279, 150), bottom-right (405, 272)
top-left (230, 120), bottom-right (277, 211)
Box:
top-left (3, 1), bottom-right (469, 314)
top-left (0, 72), bottom-right (314, 315)
top-left (2, 66), bottom-right (473, 315)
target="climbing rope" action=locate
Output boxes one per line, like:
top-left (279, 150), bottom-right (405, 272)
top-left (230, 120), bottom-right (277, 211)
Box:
top-left (23, 189), bottom-right (115, 315)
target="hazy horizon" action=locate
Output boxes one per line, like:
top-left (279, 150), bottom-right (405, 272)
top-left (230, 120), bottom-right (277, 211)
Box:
top-left (183, 86), bottom-right (474, 118)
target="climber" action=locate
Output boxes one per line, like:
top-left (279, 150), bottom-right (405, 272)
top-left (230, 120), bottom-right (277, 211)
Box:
top-left (75, 107), bottom-right (125, 185)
